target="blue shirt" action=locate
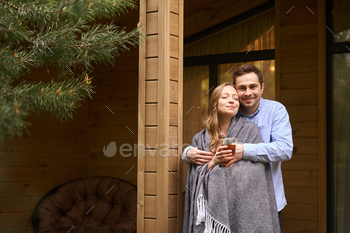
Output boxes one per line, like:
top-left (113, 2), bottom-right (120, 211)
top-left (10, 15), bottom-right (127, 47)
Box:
top-left (182, 98), bottom-right (293, 211)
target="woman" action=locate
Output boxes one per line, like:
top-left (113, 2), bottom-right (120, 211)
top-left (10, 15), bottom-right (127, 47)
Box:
top-left (183, 83), bottom-right (280, 233)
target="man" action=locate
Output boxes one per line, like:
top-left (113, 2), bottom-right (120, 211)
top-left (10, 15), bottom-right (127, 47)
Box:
top-left (182, 64), bottom-right (293, 227)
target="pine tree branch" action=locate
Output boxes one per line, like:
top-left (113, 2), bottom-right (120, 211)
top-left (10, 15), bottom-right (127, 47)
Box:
top-left (0, 0), bottom-right (143, 142)
top-left (0, 0), bottom-right (62, 14)
top-left (4, 74), bottom-right (95, 120)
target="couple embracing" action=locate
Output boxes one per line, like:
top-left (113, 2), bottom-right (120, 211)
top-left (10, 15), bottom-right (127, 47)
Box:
top-left (183, 64), bottom-right (293, 233)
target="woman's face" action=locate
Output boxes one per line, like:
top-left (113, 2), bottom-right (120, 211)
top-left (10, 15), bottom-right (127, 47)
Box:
top-left (217, 85), bottom-right (239, 119)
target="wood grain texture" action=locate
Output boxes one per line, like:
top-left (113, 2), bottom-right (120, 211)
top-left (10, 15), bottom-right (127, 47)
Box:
top-left (0, 167), bottom-right (137, 182)
top-left (144, 196), bottom-right (177, 219)
top-left (146, 35), bottom-right (158, 57)
top-left (0, 181), bottom-right (65, 198)
top-left (281, 6), bottom-right (317, 26)
top-left (286, 105), bottom-right (318, 122)
top-left (176, 0), bottom-right (184, 230)
top-left (281, 219), bottom-right (317, 233)
top-left (0, 226), bottom-right (34, 233)
top-left (293, 138), bottom-right (318, 154)
top-left (0, 196), bottom-right (42, 213)
top-left (146, 104), bottom-right (158, 125)
top-left (280, 39), bottom-right (318, 57)
top-left (284, 187), bottom-right (318, 204)
top-left (0, 212), bottom-right (32, 228)
top-left (280, 72), bottom-right (318, 90)
top-left (145, 81), bottom-right (158, 103)
top-left (280, 56), bottom-right (317, 74)
top-left (146, 58), bottom-right (158, 80)
top-left (275, 0), bottom-right (281, 101)
top-left (184, 0), bottom-right (270, 38)
top-left (282, 153), bottom-right (318, 171)
top-left (283, 203), bottom-right (318, 221)
top-left (280, 0), bottom-right (317, 11)
top-left (144, 150), bottom-right (178, 172)
top-left (291, 121), bottom-right (318, 138)
top-left (283, 170), bottom-right (318, 187)
top-left (157, 0), bottom-right (171, 231)
top-left (281, 24), bottom-right (317, 42)
top-left (145, 172), bottom-right (178, 195)
top-left (146, 0), bottom-right (157, 13)
top-left (280, 89), bottom-right (318, 105)
top-left (138, 1), bottom-right (147, 232)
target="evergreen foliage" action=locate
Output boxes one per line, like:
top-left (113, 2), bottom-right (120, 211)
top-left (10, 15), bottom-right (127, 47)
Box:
top-left (0, 0), bottom-right (142, 142)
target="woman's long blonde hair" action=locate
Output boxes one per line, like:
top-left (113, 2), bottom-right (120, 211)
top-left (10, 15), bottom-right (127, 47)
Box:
top-left (203, 82), bottom-right (235, 153)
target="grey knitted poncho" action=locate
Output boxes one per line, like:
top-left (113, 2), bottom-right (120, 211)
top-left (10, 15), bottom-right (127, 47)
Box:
top-left (183, 116), bottom-right (280, 233)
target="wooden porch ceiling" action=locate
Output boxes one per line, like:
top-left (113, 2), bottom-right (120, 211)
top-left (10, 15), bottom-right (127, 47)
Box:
top-left (184, 0), bottom-right (271, 38)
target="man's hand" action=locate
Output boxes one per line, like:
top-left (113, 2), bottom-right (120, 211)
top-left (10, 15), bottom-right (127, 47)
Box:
top-left (186, 147), bottom-right (214, 165)
top-left (225, 144), bottom-right (244, 167)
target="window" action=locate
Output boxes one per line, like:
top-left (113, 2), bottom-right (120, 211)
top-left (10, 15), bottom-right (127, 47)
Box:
top-left (182, 1), bottom-right (275, 196)
top-left (183, 3), bottom-right (275, 143)
top-left (327, 0), bottom-right (350, 232)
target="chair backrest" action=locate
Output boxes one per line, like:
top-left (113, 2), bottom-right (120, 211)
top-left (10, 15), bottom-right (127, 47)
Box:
top-left (32, 176), bottom-right (137, 233)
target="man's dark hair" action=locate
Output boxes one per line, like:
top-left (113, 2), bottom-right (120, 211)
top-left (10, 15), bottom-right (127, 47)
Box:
top-left (232, 64), bottom-right (264, 87)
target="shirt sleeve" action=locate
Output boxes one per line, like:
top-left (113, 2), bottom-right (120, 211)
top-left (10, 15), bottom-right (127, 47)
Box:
top-left (182, 146), bottom-right (193, 163)
top-left (182, 130), bottom-right (204, 163)
top-left (243, 105), bottom-right (293, 163)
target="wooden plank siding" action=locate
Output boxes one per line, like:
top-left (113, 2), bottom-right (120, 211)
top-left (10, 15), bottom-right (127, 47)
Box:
top-left (138, 0), bottom-right (183, 232)
top-left (0, 7), bottom-right (140, 233)
top-left (277, 0), bottom-right (326, 232)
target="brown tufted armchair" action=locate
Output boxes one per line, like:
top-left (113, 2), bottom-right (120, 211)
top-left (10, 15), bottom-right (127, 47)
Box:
top-left (32, 176), bottom-right (137, 233)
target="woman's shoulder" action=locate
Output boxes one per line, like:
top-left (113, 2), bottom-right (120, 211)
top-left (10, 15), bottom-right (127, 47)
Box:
top-left (193, 128), bottom-right (207, 138)
top-left (191, 128), bottom-right (208, 147)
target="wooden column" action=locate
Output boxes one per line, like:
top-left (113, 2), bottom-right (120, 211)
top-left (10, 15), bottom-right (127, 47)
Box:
top-left (138, 0), bottom-right (183, 232)
top-left (317, 0), bottom-right (327, 232)
top-left (276, 0), bottom-right (326, 232)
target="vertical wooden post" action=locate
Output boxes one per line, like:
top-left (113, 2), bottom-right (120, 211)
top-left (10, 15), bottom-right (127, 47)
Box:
top-left (138, 0), bottom-right (183, 232)
top-left (137, 0), bottom-right (146, 231)
top-left (318, 0), bottom-right (327, 232)
top-left (177, 0), bottom-right (184, 232)
top-left (275, 0), bottom-right (281, 102)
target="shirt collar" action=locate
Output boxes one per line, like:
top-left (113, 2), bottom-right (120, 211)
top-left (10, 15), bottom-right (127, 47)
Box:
top-left (238, 98), bottom-right (264, 118)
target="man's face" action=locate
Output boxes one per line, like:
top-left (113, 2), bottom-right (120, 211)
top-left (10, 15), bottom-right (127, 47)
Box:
top-left (235, 72), bottom-right (264, 115)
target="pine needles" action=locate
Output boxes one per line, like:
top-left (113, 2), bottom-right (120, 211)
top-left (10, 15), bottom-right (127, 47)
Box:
top-left (0, 0), bottom-right (143, 141)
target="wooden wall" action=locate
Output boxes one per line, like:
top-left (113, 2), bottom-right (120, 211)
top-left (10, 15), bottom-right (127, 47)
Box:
top-left (276, 0), bottom-right (326, 232)
top-left (0, 8), bottom-right (139, 233)
top-left (138, 0), bottom-right (183, 232)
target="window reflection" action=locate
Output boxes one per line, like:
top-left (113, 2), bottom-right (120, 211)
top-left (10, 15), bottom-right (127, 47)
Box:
top-left (333, 0), bottom-right (350, 42)
top-left (332, 53), bottom-right (350, 232)
top-left (184, 9), bottom-right (275, 57)
top-left (183, 66), bottom-right (209, 146)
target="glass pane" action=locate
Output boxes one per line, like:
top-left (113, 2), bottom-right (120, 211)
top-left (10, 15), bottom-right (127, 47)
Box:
top-left (184, 9), bottom-right (274, 57)
top-left (183, 66), bottom-right (210, 145)
top-left (333, 0), bottom-right (350, 42)
top-left (182, 66), bottom-right (209, 193)
top-left (332, 53), bottom-right (350, 232)
top-left (218, 60), bottom-right (275, 100)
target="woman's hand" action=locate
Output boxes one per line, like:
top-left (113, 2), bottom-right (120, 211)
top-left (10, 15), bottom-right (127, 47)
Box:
top-left (215, 145), bottom-right (235, 165)
top-left (207, 145), bottom-right (233, 171)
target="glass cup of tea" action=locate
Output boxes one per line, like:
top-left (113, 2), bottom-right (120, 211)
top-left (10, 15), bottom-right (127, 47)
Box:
top-left (219, 138), bottom-right (242, 167)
